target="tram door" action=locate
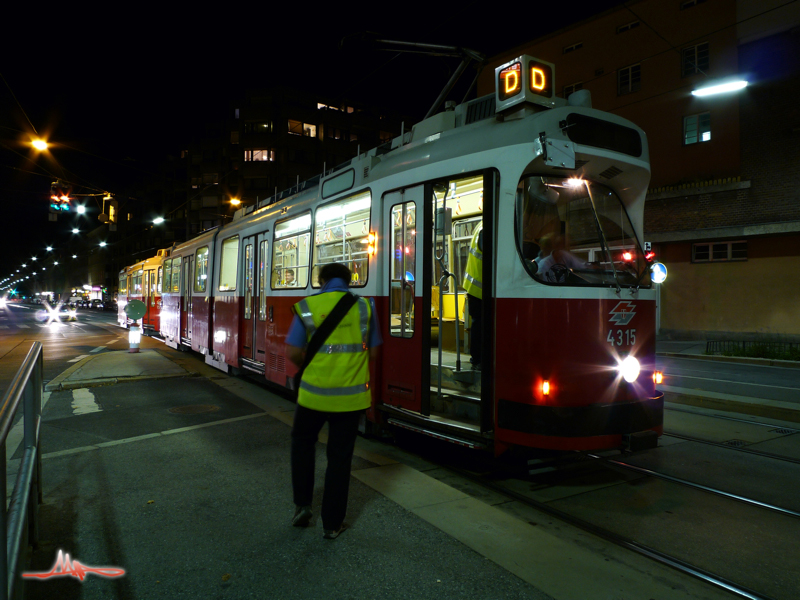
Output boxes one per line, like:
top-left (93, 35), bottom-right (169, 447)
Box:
top-left (381, 186), bottom-right (424, 413)
top-left (241, 232), bottom-right (269, 366)
top-left (181, 255), bottom-right (193, 343)
top-left (143, 270), bottom-right (153, 330)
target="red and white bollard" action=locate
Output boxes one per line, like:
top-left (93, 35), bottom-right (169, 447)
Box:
top-left (129, 321), bottom-right (141, 353)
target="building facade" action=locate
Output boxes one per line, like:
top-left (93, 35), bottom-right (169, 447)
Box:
top-left (478, 0), bottom-right (800, 340)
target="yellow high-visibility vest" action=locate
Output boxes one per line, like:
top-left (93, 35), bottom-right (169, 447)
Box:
top-left (463, 224), bottom-right (483, 300)
top-left (293, 292), bottom-right (372, 412)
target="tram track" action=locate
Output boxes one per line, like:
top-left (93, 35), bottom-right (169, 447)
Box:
top-left (442, 459), bottom-right (777, 600)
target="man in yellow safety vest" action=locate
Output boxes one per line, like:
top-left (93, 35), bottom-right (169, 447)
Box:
top-left (286, 262), bottom-right (381, 539)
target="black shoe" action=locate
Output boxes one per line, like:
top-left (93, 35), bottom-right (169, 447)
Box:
top-left (292, 505), bottom-right (312, 527)
top-left (323, 523), bottom-right (347, 539)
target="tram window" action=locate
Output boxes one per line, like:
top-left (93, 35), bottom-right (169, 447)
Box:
top-left (431, 175), bottom-right (484, 294)
top-left (157, 267), bottom-right (163, 295)
top-left (133, 270), bottom-right (143, 295)
top-left (170, 259), bottom-right (182, 293)
top-left (218, 236), bottom-right (240, 291)
top-left (119, 275), bottom-right (127, 294)
top-left (273, 213), bottom-right (311, 289)
top-left (163, 259), bottom-right (172, 293)
top-left (194, 246), bottom-right (209, 293)
top-left (312, 190), bottom-right (371, 288)
top-left (390, 202), bottom-right (416, 338)
top-left (244, 244), bottom-right (253, 319)
top-left (259, 240), bottom-right (268, 321)
top-left (516, 176), bottom-right (648, 287)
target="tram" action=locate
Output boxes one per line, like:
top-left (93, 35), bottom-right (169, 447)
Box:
top-left (147, 55), bottom-right (665, 454)
top-left (117, 249), bottom-right (169, 335)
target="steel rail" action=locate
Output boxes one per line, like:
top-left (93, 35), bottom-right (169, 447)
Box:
top-left (665, 405), bottom-right (800, 432)
top-left (448, 464), bottom-right (775, 600)
top-left (590, 454), bottom-right (800, 519)
top-left (663, 431), bottom-right (800, 465)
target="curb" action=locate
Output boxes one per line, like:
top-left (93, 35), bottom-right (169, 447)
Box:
top-left (657, 352), bottom-right (800, 369)
top-left (664, 391), bottom-right (800, 424)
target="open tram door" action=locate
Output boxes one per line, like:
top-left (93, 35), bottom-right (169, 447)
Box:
top-left (379, 172), bottom-right (495, 449)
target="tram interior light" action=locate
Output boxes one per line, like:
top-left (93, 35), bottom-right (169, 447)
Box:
top-left (653, 371), bottom-right (663, 385)
top-left (542, 380), bottom-right (550, 396)
top-left (367, 232), bottom-right (377, 256)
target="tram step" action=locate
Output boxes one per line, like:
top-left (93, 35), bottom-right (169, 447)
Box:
top-left (386, 418), bottom-right (488, 450)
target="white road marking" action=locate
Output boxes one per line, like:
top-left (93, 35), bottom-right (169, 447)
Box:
top-left (17, 325), bottom-right (29, 329)
top-left (665, 373), bottom-right (800, 391)
top-left (90, 346), bottom-right (106, 353)
top-left (67, 355), bottom-right (89, 363)
top-left (0, 326), bottom-right (7, 330)
top-left (71, 388), bottom-right (101, 415)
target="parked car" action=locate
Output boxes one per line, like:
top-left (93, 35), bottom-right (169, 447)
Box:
top-left (90, 299), bottom-right (105, 310)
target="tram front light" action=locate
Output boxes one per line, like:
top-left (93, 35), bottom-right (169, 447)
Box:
top-left (542, 380), bottom-right (550, 396)
top-left (618, 355), bottom-right (640, 383)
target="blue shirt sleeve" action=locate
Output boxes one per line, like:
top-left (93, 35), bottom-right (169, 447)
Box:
top-left (286, 315), bottom-right (307, 348)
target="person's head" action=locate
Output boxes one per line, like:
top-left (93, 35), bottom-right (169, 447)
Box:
top-left (285, 269), bottom-right (295, 283)
top-left (318, 263), bottom-right (351, 286)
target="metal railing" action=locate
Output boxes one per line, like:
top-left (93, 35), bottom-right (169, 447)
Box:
top-left (0, 342), bottom-right (43, 600)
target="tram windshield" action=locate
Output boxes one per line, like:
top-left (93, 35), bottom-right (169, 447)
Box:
top-left (516, 176), bottom-right (649, 287)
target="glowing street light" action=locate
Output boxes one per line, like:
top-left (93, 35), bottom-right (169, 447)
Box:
top-left (153, 217), bottom-right (165, 224)
top-left (72, 228), bottom-right (79, 234)
top-left (692, 80), bottom-right (748, 97)
top-left (46, 246), bottom-right (53, 252)
top-left (76, 205), bottom-right (86, 214)
top-left (230, 198), bottom-right (242, 206)
top-left (99, 242), bottom-right (107, 247)
top-left (32, 139), bottom-right (48, 151)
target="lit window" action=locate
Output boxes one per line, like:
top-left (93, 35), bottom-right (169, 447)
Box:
top-left (692, 241), bottom-right (746, 263)
top-left (219, 236), bottom-right (240, 291)
top-left (244, 149), bottom-right (275, 162)
top-left (563, 42), bottom-right (583, 54)
top-left (684, 113), bottom-right (711, 145)
top-left (682, 43), bottom-right (709, 77)
top-left (288, 120), bottom-right (317, 137)
top-left (312, 190), bottom-right (372, 288)
top-left (272, 214), bottom-right (312, 289)
top-left (618, 64), bottom-right (641, 95)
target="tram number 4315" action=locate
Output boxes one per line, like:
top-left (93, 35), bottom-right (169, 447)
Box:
top-left (607, 329), bottom-right (636, 347)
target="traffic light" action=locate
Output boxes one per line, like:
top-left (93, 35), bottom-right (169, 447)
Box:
top-left (49, 181), bottom-right (72, 213)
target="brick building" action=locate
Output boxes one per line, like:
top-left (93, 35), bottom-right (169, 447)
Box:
top-left (478, 0), bottom-right (800, 340)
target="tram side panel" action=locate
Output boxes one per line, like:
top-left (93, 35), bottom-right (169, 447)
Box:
top-left (493, 296), bottom-right (660, 451)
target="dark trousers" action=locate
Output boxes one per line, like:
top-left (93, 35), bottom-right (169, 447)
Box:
top-left (291, 404), bottom-right (362, 530)
top-left (468, 294), bottom-right (482, 365)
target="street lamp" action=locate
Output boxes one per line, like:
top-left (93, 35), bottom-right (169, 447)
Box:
top-left (72, 228), bottom-right (79, 234)
top-left (99, 242), bottom-right (107, 247)
top-left (153, 217), bottom-right (165, 224)
top-left (32, 139), bottom-right (48, 151)
top-left (46, 246), bottom-right (53, 252)
top-left (76, 205), bottom-right (86, 214)
top-left (692, 80), bottom-right (748, 97)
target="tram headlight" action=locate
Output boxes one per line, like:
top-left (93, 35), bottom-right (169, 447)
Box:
top-left (650, 262), bottom-right (667, 283)
top-left (618, 355), bottom-right (641, 383)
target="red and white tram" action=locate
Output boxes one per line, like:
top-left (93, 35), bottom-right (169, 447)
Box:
top-left (151, 56), bottom-right (665, 455)
top-left (118, 249), bottom-right (169, 335)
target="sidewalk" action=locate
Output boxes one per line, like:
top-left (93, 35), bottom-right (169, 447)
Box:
top-left (20, 348), bottom-right (737, 600)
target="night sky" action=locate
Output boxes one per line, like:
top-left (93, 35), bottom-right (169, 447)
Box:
top-left (1, 2), bottom-right (625, 290)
